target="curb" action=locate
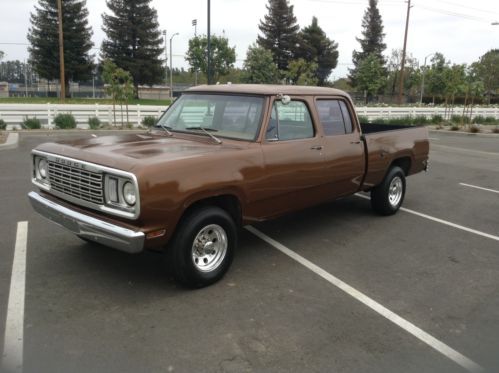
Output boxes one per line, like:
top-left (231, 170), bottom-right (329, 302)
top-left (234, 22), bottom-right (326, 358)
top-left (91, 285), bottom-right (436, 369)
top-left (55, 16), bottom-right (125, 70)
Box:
top-left (429, 129), bottom-right (499, 138)
top-left (0, 132), bottom-right (19, 150)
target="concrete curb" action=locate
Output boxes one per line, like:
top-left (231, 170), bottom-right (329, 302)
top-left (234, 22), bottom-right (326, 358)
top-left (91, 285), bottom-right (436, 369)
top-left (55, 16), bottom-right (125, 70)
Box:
top-left (0, 132), bottom-right (19, 150)
top-left (429, 129), bottom-right (499, 138)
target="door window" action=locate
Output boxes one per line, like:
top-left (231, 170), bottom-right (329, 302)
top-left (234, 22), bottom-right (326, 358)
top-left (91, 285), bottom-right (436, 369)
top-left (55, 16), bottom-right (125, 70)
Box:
top-left (266, 100), bottom-right (314, 141)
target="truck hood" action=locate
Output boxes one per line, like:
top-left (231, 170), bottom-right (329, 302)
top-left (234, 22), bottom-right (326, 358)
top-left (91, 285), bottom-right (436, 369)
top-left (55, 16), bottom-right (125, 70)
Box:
top-left (35, 132), bottom-right (245, 172)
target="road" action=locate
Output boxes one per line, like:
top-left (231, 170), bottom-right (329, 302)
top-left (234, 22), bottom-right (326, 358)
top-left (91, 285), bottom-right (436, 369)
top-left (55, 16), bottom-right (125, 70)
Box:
top-left (1, 131), bottom-right (498, 373)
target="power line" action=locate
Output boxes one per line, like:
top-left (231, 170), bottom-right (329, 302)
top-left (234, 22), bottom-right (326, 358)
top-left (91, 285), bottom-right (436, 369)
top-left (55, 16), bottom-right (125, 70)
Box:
top-left (429, 0), bottom-right (499, 16)
top-left (416, 4), bottom-right (493, 23)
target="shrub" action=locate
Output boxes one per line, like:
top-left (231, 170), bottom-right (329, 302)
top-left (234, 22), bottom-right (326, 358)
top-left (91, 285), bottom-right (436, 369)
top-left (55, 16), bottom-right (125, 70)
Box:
top-left (54, 113), bottom-right (77, 129)
top-left (431, 115), bottom-right (443, 124)
top-left (468, 124), bottom-right (480, 133)
top-left (387, 116), bottom-right (414, 126)
top-left (492, 127), bottom-right (499, 134)
top-left (141, 116), bottom-right (157, 128)
top-left (484, 116), bottom-right (498, 125)
top-left (88, 117), bottom-right (101, 130)
top-left (413, 115), bottom-right (429, 125)
top-left (450, 124), bottom-right (460, 131)
top-left (357, 115), bottom-right (369, 124)
top-left (23, 117), bottom-right (41, 129)
top-left (450, 114), bottom-right (470, 125)
top-left (0, 119), bottom-right (6, 130)
top-left (472, 115), bottom-right (486, 124)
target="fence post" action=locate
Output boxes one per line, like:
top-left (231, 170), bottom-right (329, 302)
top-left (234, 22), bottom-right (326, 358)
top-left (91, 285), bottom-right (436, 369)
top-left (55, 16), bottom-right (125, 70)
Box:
top-left (137, 104), bottom-right (141, 127)
top-left (47, 103), bottom-right (52, 129)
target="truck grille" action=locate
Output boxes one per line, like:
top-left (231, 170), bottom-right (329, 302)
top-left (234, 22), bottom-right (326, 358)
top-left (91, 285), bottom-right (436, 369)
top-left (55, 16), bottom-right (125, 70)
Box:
top-left (48, 161), bottom-right (104, 204)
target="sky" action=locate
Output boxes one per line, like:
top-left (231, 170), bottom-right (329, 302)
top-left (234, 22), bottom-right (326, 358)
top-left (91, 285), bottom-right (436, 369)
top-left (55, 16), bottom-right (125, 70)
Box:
top-left (0, 0), bottom-right (498, 80)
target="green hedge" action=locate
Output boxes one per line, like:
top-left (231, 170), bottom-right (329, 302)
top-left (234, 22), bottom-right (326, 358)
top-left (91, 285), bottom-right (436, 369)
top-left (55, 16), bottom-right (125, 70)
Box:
top-left (23, 117), bottom-right (41, 129)
top-left (54, 113), bottom-right (77, 129)
top-left (141, 116), bottom-right (158, 128)
top-left (88, 117), bottom-right (101, 130)
top-left (0, 119), bottom-right (6, 130)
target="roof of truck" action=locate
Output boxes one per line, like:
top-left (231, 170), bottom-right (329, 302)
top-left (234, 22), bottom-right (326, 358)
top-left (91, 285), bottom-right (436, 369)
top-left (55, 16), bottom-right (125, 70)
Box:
top-left (186, 84), bottom-right (350, 97)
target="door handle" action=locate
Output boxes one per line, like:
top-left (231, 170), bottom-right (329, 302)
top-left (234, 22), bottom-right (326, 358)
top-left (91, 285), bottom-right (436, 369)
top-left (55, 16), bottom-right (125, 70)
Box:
top-left (350, 141), bottom-right (361, 144)
top-left (310, 145), bottom-right (323, 151)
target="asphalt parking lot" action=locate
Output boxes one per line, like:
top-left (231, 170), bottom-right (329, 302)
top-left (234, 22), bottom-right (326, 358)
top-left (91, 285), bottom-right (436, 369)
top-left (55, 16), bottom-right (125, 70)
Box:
top-left (1, 131), bottom-right (498, 373)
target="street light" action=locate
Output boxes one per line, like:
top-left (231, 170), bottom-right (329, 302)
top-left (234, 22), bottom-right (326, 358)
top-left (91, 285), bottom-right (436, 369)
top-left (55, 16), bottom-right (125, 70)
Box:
top-left (162, 30), bottom-right (167, 91)
top-left (169, 32), bottom-right (179, 99)
top-left (192, 19), bottom-right (198, 85)
top-left (420, 53), bottom-right (434, 105)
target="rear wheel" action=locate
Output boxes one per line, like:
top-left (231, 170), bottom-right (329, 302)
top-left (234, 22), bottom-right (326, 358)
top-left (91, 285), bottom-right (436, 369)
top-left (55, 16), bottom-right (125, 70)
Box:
top-left (167, 206), bottom-right (237, 288)
top-left (371, 166), bottom-right (406, 216)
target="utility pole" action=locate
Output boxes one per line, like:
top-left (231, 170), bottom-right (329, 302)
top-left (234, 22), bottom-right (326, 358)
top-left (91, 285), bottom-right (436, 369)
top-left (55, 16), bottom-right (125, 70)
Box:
top-left (57, 0), bottom-right (66, 102)
top-left (207, 0), bottom-right (212, 85)
top-left (397, 0), bottom-right (412, 105)
top-left (419, 53), bottom-right (433, 105)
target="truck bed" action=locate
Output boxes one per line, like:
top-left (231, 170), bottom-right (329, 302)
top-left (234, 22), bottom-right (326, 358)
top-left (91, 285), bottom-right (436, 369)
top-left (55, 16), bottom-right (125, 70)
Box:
top-left (360, 123), bottom-right (429, 189)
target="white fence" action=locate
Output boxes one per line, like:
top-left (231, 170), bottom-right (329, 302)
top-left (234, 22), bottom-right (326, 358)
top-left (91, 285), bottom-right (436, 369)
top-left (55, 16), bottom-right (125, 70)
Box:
top-left (0, 103), bottom-right (498, 129)
top-left (0, 104), bottom-right (166, 129)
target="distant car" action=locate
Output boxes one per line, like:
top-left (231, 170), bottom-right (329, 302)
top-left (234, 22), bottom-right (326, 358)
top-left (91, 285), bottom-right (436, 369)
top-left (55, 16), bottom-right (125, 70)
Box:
top-left (29, 84), bottom-right (429, 288)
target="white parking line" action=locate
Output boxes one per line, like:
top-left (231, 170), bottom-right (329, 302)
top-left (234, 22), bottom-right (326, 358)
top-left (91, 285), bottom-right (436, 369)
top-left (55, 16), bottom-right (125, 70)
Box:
top-left (355, 194), bottom-right (499, 242)
top-left (246, 226), bottom-right (483, 373)
top-left (459, 183), bottom-right (499, 195)
top-left (1, 222), bottom-right (28, 373)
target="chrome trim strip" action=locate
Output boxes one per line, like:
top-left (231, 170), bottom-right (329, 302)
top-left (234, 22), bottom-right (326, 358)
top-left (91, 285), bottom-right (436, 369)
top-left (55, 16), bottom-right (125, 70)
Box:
top-left (31, 150), bottom-right (141, 220)
top-left (28, 191), bottom-right (145, 254)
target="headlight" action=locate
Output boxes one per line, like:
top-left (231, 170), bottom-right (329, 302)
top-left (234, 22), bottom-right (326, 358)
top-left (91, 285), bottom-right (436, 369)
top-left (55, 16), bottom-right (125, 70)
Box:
top-left (122, 182), bottom-right (137, 206)
top-left (38, 158), bottom-right (48, 179)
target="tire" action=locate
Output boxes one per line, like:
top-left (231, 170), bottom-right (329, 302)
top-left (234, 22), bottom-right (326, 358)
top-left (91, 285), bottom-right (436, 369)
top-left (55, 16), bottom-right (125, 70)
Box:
top-left (371, 166), bottom-right (406, 216)
top-left (167, 206), bottom-right (237, 288)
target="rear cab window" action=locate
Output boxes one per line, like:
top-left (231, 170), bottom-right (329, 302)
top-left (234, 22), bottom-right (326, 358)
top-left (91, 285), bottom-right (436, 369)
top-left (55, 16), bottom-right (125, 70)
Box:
top-left (316, 99), bottom-right (355, 136)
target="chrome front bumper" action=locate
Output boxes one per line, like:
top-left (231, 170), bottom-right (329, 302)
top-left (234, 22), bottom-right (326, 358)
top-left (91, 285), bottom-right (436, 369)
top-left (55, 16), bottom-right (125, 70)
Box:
top-left (28, 191), bottom-right (145, 253)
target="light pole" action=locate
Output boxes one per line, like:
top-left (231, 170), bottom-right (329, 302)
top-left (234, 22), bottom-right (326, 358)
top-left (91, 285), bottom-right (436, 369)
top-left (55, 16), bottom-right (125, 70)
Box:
top-left (162, 30), bottom-right (168, 95)
top-left (192, 19), bottom-right (198, 85)
top-left (398, 0), bottom-right (413, 105)
top-left (207, 0), bottom-right (212, 85)
top-left (420, 53), bottom-right (434, 105)
top-left (169, 33), bottom-right (179, 99)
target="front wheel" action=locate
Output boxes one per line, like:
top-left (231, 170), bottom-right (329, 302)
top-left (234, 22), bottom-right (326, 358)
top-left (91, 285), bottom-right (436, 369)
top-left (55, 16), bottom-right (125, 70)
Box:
top-left (371, 166), bottom-right (406, 216)
top-left (167, 206), bottom-right (237, 288)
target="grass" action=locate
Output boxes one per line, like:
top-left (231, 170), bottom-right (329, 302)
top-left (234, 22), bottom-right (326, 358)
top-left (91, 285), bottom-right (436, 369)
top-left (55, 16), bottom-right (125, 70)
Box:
top-left (0, 97), bottom-right (171, 106)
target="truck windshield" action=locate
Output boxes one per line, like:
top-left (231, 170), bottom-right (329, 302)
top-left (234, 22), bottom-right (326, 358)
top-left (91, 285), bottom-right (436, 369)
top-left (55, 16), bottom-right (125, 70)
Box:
top-left (157, 94), bottom-right (265, 141)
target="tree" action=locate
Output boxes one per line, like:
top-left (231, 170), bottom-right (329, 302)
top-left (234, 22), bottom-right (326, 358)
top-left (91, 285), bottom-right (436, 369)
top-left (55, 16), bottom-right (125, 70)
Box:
top-left (257, 0), bottom-right (300, 71)
top-left (186, 35), bottom-right (236, 83)
top-left (102, 0), bottom-right (164, 94)
top-left (27, 0), bottom-right (94, 96)
top-left (473, 49), bottom-right (499, 104)
top-left (349, 0), bottom-right (386, 86)
top-left (285, 59), bottom-right (319, 86)
top-left (0, 51), bottom-right (4, 62)
top-left (297, 17), bottom-right (339, 86)
top-left (102, 59), bottom-right (134, 127)
top-left (426, 53), bottom-right (449, 103)
top-left (242, 44), bottom-right (279, 84)
top-left (355, 54), bottom-right (386, 104)
top-left (386, 49), bottom-right (420, 99)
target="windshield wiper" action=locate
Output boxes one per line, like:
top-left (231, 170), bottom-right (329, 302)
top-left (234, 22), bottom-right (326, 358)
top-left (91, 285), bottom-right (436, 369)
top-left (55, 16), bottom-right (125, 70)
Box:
top-left (154, 123), bottom-right (173, 136)
top-left (185, 126), bottom-right (222, 144)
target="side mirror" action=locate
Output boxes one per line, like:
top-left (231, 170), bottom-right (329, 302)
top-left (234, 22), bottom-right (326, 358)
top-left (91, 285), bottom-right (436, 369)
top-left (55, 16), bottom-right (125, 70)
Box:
top-left (277, 94), bottom-right (291, 105)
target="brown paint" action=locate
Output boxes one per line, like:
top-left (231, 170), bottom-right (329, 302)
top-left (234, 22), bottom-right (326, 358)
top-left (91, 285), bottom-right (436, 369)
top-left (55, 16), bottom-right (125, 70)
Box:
top-left (33, 85), bottom-right (430, 251)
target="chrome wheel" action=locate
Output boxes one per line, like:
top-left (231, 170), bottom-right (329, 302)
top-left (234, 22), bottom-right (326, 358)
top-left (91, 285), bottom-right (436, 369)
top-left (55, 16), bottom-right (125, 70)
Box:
top-left (191, 224), bottom-right (228, 272)
top-left (388, 176), bottom-right (403, 207)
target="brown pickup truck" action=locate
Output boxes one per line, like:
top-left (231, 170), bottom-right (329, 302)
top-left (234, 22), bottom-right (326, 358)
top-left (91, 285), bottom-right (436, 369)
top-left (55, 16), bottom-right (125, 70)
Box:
top-left (29, 85), bottom-right (429, 287)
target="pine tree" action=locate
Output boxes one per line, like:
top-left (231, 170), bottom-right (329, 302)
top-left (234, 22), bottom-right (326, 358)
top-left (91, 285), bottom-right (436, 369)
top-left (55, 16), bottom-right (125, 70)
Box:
top-left (102, 0), bottom-right (164, 92)
top-left (257, 0), bottom-right (300, 71)
top-left (297, 17), bottom-right (339, 86)
top-left (349, 0), bottom-right (386, 86)
top-left (27, 0), bottom-right (94, 95)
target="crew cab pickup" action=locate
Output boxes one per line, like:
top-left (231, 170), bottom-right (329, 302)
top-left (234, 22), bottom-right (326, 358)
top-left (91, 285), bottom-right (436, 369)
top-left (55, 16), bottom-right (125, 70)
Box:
top-left (29, 85), bottom-right (429, 287)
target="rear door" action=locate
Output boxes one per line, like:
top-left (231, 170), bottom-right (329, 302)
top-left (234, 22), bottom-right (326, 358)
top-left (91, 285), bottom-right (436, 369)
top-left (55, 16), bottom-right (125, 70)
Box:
top-left (314, 98), bottom-right (366, 197)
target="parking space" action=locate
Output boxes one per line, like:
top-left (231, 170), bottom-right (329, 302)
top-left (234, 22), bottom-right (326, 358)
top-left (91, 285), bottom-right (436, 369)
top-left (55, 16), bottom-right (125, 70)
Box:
top-left (1, 131), bottom-right (498, 372)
